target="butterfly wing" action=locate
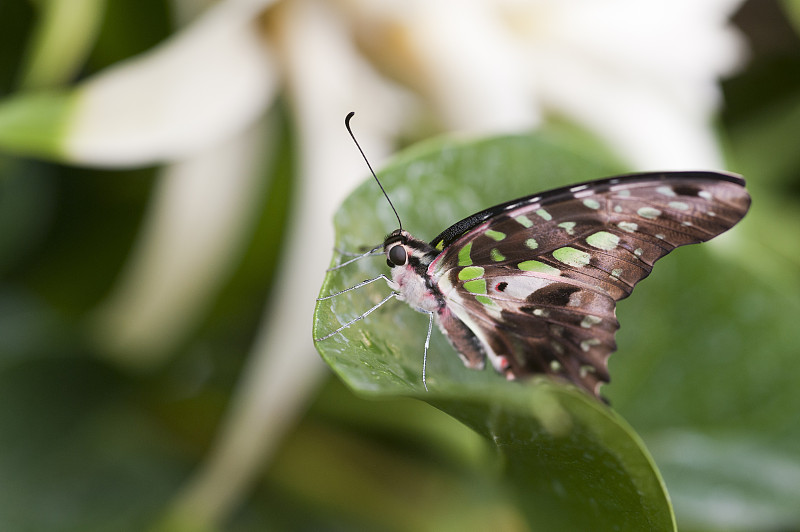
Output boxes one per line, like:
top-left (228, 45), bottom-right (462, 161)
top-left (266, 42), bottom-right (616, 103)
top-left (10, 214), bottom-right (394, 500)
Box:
top-left (428, 171), bottom-right (751, 397)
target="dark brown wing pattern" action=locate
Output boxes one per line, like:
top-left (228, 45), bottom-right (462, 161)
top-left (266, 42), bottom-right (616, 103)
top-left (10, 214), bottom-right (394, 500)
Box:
top-left (429, 172), bottom-right (751, 398)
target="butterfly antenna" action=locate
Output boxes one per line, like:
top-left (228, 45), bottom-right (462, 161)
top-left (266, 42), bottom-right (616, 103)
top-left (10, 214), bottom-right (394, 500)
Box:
top-left (345, 112), bottom-right (402, 230)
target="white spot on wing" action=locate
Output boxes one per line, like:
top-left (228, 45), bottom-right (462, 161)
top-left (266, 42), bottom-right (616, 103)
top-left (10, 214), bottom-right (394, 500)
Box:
top-left (637, 207), bottom-right (662, 219)
top-left (580, 339), bottom-right (601, 352)
top-left (580, 315), bottom-right (602, 328)
top-left (668, 201), bottom-right (690, 211)
top-left (583, 198), bottom-right (601, 210)
top-left (558, 221), bottom-right (577, 235)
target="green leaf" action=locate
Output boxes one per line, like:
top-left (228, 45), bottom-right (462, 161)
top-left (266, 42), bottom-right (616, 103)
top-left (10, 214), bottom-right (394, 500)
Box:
top-left (313, 129), bottom-right (676, 531)
top-left (609, 191), bottom-right (800, 530)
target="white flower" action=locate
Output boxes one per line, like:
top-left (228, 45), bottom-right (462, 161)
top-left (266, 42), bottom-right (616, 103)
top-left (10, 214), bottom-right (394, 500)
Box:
top-left (340, 0), bottom-right (745, 167)
top-left (68, 1), bottom-right (276, 165)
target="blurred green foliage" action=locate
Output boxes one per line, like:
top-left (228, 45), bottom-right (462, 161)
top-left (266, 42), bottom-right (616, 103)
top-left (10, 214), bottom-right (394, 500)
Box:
top-left (0, 1), bottom-right (798, 531)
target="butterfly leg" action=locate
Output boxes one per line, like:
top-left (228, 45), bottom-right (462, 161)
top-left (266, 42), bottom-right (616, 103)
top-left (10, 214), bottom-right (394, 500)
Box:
top-left (334, 244), bottom-right (382, 257)
top-left (316, 274), bottom-right (392, 300)
top-left (314, 291), bottom-right (397, 341)
top-left (327, 245), bottom-right (383, 271)
top-left (422, 310), bottom-right (434, 392)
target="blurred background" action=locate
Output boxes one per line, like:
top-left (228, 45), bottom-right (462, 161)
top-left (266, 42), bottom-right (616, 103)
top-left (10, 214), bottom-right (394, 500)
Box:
top-left (0, 0), bottom-right (799, 530)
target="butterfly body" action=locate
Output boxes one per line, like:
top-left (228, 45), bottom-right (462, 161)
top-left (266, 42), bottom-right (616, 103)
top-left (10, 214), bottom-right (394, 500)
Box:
top-left (371, 171), bottom-right (751, 399)
top-left (384, 230), bottom-right (441, 313)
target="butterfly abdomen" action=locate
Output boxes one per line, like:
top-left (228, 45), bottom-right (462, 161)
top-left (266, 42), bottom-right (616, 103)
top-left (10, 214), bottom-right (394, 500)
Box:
top-left (436, 307), bottom-right (487, 370)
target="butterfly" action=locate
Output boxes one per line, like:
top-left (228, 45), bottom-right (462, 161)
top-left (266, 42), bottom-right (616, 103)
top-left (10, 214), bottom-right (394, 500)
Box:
top-left (316, 113), bottom-right (751, 400)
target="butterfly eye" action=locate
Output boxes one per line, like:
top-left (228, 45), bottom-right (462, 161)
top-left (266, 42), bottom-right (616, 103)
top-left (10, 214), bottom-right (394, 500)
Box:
top-left (388, 245), bottom-right (407, 266)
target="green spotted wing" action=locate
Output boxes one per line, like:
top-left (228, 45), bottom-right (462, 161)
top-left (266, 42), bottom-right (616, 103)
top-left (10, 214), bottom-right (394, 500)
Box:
top-left (427, 171), bottom-right (751, 398)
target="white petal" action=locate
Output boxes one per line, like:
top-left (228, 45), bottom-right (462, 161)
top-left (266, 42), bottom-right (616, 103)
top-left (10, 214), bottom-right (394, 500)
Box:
top-left (516, 0), bottom-right (747, 167)
top-left (161, 0), bottom-right (408, 526)
top-left (342, 0), bottom-right (540, 132)
top-left (345, 0), bottom-right (746, 166)
top-left (90, 117), bottom-right (273, 363)
top-left (67, 1), bottom-right (278, 166)
top-left (534, 57), bottom-right (727, 168)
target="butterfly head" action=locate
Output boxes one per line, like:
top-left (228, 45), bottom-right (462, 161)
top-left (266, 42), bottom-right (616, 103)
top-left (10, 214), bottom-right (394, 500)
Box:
top-left (383, 229), bottom-right (437, 268)
top-left (383, 229), bottom-right (412, 268)
top-left (383, 229), bottom-right (407, 268)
